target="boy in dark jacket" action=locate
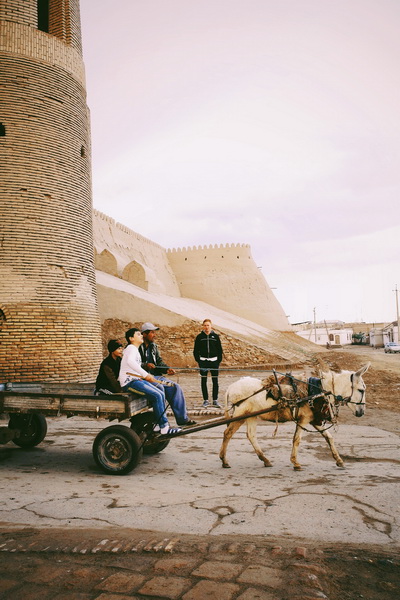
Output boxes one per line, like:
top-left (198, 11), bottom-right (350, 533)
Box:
top-left (95, 339), bottom-right (123, 395)
top-left (193, 319), bottom-right (223, 408)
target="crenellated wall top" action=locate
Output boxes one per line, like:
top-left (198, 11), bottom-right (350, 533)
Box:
top-left (167, 243), bottom-right (250, 253)
top-left (94, 209), bottom-right (164, 250)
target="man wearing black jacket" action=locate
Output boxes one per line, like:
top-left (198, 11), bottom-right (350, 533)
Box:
top-left (193, 319), bottom-right (223, 408)
top-left (139, 322), bottom-right (196, 427)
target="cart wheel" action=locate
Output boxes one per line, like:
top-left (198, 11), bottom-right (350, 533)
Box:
top-left (93, 425), bottom-right (143, 475)
top-left (142, 438), bottom-right (170, 455)
top-left (9, 414), bottom-right (47, 448)
top-left (130, 415), bottom-right (170, 455)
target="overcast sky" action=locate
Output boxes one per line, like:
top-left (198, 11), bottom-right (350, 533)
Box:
top-left (80, 0), bottom-right (399, 325)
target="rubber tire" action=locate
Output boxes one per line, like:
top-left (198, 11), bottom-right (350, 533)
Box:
top-left (93, 425), bottom-right (143, 475)
top-left (130, 414), bottom-right (170, 455)
top-left (9, 414), bottom-right (48, 448)
top-left (143, 438), bottom-right (170, 455)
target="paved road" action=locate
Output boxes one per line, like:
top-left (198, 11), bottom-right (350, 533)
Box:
top-left (0, 410), bottom-right (398, 546)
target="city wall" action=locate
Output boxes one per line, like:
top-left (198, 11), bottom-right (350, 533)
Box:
top-left (93, 211), bottom-right (290, 332)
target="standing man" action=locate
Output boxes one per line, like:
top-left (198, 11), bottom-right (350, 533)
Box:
top-left (193, 319), bottom-right (223, 408)
top-left (119, 328), bottom-right (181, 436)
top-left (95, 339), bottom-right (124, 395)
top-left (139, 323), bottom-right (196, 427)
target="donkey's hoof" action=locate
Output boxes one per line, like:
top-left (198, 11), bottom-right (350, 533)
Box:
top-left (293, 465), bottom-right (302, 471)
top-left (263, 462), bottom-right (273, 468)
top-left (336, 461), bottom-right (345, 468)
top-left (222, 463), bottom-right (231, 469)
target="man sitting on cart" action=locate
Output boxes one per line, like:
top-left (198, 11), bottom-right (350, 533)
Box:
top-left (139, 322), bottom-right (196, 427)
top-left (119, 328), bottom-right (181, 436)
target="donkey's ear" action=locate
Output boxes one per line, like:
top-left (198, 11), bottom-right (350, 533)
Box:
top-left (355, 362), bottom-right (370, 377)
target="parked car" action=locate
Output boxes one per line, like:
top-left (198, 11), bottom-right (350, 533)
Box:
top-left (384, 342), bottom-right (400, 353)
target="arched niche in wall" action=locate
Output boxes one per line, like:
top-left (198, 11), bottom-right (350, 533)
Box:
top-left (95, 249), bottom-right (118, 277)
top-left (122, 260), bottom-right (148, 290)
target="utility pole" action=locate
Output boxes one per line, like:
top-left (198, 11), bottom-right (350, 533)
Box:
top-left (313, 307), bottom-right (317, 343)
top-left (394, 285), bottom-right (400, 343)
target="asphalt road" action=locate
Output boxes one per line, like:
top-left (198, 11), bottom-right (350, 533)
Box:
top-left (0, 412), bottom-right (398, 549)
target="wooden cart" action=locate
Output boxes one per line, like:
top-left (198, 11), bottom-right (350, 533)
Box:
top-left (1, 380), bottom-right (288, 476)
top-left (0, 382), bottom-right (171, 475)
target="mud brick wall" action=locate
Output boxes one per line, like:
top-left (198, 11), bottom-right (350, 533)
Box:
top-left (0, 0), bottom-right (102, 382)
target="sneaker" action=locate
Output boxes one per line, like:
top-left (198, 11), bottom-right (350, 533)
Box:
top-left (183, 419), bottom-right (197, 426)
top-left (202, 401), bottom-right (209, 408)
top-left (212, 401), bottom-right (222, 409)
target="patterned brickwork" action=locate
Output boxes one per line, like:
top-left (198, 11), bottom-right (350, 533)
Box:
top-left (0, 21), bottom-right (85, 85)
top-left (0, 0), bottom-right (82, 52)
top-left (0, 0), bottom-right (36, 26)
top-left (0, 0), bottom-right (102, 382)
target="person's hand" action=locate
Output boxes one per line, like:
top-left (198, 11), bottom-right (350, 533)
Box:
top-left (146, 362), bottom-right (156, 370)
top-left (167, 368), bottom-right (176, 375)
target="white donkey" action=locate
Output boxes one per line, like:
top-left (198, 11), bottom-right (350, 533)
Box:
top-left (219, 364), bottom-right (369, 471)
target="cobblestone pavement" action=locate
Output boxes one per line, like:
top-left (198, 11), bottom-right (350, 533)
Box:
top-left (1, 528), bottom-right (399, 600)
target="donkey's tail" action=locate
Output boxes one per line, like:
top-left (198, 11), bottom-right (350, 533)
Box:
top-left (224, 389), bottom-right (230, 419)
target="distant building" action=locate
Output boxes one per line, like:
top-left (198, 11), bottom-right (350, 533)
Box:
top-left (294, 323), bottom-right (353, 347)
top-left (382, 322), bottom-right (399, 345)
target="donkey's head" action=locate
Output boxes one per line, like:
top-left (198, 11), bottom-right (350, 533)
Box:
top-left (321, 363), bottom-right (370, 417)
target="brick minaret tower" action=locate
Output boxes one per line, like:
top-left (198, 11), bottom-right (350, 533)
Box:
top-left (0, 0), bottom-right (102, 382)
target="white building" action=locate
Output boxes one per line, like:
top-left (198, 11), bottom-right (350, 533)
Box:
top-left (295, 326), bottom-right (353, 347)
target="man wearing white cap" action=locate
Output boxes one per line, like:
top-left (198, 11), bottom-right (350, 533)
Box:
top-left (139, 322), bottom-right (196, 427)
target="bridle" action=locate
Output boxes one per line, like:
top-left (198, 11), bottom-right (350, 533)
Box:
top-left (326, 371), bottom-right (366, 407)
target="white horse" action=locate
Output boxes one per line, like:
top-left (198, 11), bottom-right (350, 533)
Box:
top-left (219, 364), bottom-right (369, 471)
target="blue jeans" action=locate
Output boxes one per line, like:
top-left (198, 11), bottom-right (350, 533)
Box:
top-left (122, 379), bottom-right (168, 428)
top-left (154, 376), bottom-right (188, 425)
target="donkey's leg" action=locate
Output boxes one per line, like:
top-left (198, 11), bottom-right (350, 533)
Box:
top-left (246, 418), bottom-right (272, 467)
top-left (314, 425), bottom-right (344, 467)
top-left (290, 423), bottom-right (304, 470)
top-left (219, 419), bottom-right (244, 468)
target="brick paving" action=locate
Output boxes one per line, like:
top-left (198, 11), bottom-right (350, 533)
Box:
top-left (0, 530), bottom-right (329, 600)
top-left (1, 529), bottom-right (399, 599)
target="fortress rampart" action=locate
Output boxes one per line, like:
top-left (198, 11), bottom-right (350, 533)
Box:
top-left (93, 211), bottom-right (290, 332)
top-left (167, 244), bottom-right (290, 330)
top-left (93, 209), bottom-right (181, 297)
top-left (0, 0), bottom-right (102, 382)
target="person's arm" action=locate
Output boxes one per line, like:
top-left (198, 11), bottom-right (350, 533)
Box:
top-left (153, 344), bottom-right (172, 375)
top-left (216, 334), bottom-right (223, 362)
top-left (102, 364), bottom-right (122, 393)
top-left (193, 334), bottom-right (201, 363)
top-left (125, 346), bottom-right (161, 385)
top-left (125, 346), bottom-right (152, 379)
top-left (139, 344), bottom-right (154, 372)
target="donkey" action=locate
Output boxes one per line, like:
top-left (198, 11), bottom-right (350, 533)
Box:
top-left (219, 364), bottom-right (369, 471)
